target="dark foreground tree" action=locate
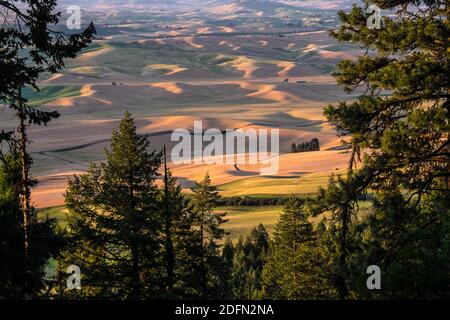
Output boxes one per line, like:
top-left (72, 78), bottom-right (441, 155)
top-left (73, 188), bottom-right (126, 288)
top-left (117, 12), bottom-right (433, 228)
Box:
top-left (262, 198), bottom-right (331, 299)
top-left (306, 0), bottom-right (449, 299)
top-left (0, 143), bottom-right (63, 299)
top-left (191, 174), bottom-right (230, 299)
top-left (0, 0), bottom-right (95, 259)
top-left (160, 147), bottom-right (199, 298)
top-left (231, 224), bottom-right (269, 299)
top-left (0, 1), bottom-right (95, 299)
top-left (63, 112), bottom-right (162, 299)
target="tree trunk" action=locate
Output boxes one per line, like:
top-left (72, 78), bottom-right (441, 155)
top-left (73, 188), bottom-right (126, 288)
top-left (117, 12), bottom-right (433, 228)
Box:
top-left (17, 89), bottom-right (31, 259)
top-left (17, 89), bottom-right (32, 299)
top-left (337, 207), bottom-right (349, 300)
top-left (128, 159), bottom-right (140, 300)
top-left (131, 245), bottom-right (141, 300)
top-left (163, 146), bottom-right (175, 292)
top-left (200, 208), bottom-right (207, 299)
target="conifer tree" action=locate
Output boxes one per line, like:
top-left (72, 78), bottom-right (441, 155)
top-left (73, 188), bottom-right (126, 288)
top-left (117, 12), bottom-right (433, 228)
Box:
top-left (0, 0), bottom-right (95, 259)
top-left (310, 138), bottom-right (320, 151)
top-left (161, 146), bottom-right (175, 295)
top-left (306, 0), bottom-right (449, 299)
top-left (222, 238), bottom-right (235, 272)
top-left (298, 143), bottom-right (305, 152)
top-left (262, 198), bottom-right (330, 299)
top-left (160, 147), bottom-right (199, 298)
top-left (231, 224), bottom-right (269, 299)
top-left (64, 112), bottom-right (162, 299)
top-left (191, 174), bottom-right (229, 299)
top-left (0, 144), bottom-right (63, 299)
top-left (291, 143), bottom-right (297, 153)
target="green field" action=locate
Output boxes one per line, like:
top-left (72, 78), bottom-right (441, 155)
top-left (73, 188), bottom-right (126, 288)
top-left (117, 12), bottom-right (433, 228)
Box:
top-left (218, 206), bottom-right (283, 241)
top-left (67, 43), bottom-right (241, 77)
top-left (38, 205), bottom-right (284, 242)
top-left (217, 172), bottom-right (339, 197)
top-left (39, 201), bottom-right (374, 243)
top-left (38, 206), bottom-right (69, 228)
top-left (23, 85), bottom-right (82, 107)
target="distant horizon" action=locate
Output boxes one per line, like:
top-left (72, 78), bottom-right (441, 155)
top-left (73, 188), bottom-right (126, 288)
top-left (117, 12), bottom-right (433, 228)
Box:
top-left (56, 0), bottom-right (356, 10)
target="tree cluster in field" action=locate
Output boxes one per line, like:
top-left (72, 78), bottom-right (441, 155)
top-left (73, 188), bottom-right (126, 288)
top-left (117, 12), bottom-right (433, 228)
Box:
top-left (291, 138), bottom-right (320, 153)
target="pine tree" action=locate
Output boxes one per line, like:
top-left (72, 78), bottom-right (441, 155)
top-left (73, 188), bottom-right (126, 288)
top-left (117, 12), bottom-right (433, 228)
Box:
top-left (161, 146), bottom-right (175, 295)
top-left (191, 174), bottom-right (229, 299)
top-left (222, 238), bottom-right (235, 270)
top-left (291, 143), bottom-right (298, 153)
top-left (297, 143), bottom-right (305, 152)
top-left (305, 142), bottom-right (311, 152)
top-left (160, 147), bottom-right (199, 298)
top-left (306, 0), bottom-right (449, 299)
top-left (310, 138), bottom-right (320, 151)
top-left (231, 224), bottom-right (269, 299)
top-left (262, 198), bottom-right (330, 299)
top-left (350, 189), bottom-right (450, 299)
top-left (64, 112), bottom-right (162, 299)
top-left (0, 146), bottom-right (63, 299)
top-left (0, 0), bottom-right (95, 260)
top-left (222, 238), bottom-right (235, 296)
